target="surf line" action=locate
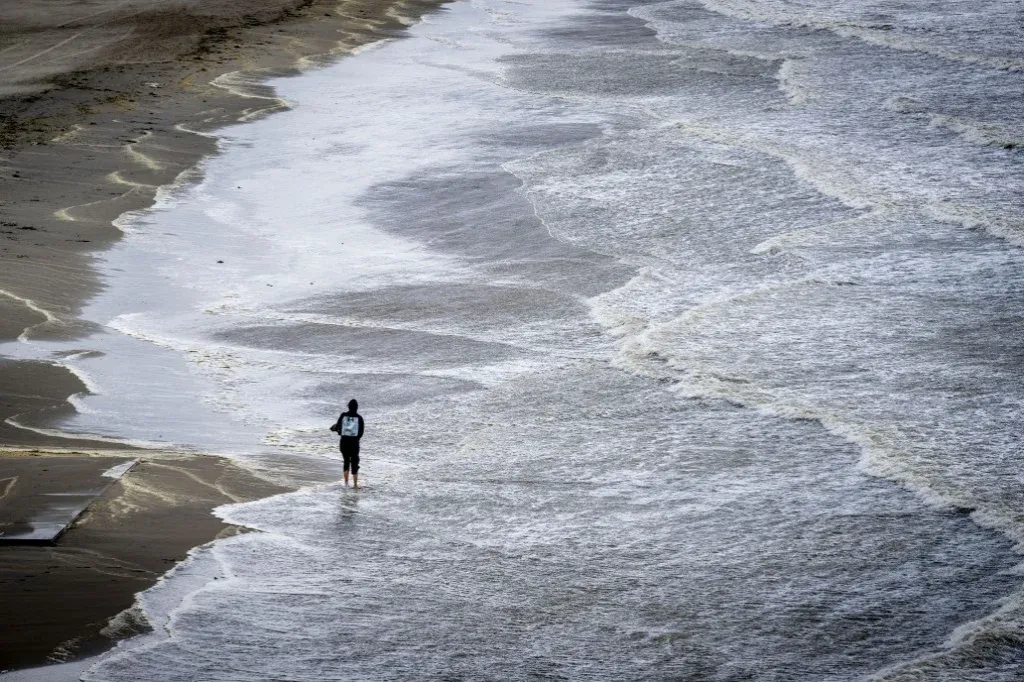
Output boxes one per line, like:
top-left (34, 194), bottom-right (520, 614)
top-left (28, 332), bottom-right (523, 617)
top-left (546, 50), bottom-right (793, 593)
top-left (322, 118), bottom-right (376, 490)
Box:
top-left (2, 413), bottom-right (177, 451)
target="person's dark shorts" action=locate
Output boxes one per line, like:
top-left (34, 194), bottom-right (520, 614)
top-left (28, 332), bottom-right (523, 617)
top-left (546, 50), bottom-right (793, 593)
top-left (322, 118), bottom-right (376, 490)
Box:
top-left (340, 440), bottom-right (360, 474)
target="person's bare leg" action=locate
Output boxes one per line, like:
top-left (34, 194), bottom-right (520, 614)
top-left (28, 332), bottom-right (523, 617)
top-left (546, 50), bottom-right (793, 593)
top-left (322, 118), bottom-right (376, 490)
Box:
top-left (352, 473), bottom-right (358, 489)
top-left (344, 470), bottom-right (350, 487)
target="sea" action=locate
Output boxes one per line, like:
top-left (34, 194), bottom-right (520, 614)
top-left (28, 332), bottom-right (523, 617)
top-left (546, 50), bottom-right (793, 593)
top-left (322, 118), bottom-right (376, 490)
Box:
top-left (6, 0), bottom-right (1024, 679)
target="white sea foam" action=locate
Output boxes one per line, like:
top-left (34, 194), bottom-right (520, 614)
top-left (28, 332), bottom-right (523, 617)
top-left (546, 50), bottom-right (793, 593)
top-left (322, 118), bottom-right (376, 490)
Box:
top-left (928, 114), bottom-right (1024, 149)
top-left (692, 0), bottom-right (1024, 70)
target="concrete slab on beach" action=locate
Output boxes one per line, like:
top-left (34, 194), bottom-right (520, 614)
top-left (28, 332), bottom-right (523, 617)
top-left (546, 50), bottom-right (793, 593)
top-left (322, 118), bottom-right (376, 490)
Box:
top-left (0, 456), bottom-right (137, 544)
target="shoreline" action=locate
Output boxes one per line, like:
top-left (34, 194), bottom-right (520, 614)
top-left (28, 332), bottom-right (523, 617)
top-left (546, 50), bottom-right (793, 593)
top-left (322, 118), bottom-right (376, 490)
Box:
top-left (0, 0), bottom-right (450, 672)
top-left (0, 0), bottom-right (451, 448)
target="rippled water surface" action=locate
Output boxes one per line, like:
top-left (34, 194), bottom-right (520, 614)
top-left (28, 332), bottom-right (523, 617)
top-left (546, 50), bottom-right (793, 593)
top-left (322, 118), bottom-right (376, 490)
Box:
top-left (26, 0), bottom-right (1024, 679)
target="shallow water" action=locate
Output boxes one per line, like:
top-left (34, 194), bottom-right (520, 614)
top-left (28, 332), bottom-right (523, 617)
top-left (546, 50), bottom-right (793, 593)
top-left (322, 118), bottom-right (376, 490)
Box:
top-left (9, 0), bottom-right (1024, 678)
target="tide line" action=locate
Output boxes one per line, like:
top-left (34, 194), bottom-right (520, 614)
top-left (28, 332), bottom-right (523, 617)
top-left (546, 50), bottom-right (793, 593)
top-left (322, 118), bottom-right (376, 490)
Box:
top-left (125, 131), bottom-right (164, 171)
top-left (53, 186), bottom-right (141, 223)
top-left (2, 415), bottom-right (183, 452)
top-left (0, 287), bottom-right (59, 325)
top-left (0, 287), bottom-right (62, 342)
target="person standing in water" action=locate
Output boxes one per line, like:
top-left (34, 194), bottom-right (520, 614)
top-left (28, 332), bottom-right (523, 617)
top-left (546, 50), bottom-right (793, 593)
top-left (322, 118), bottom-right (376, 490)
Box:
top-left (330, 399), bottom-right (365, 488)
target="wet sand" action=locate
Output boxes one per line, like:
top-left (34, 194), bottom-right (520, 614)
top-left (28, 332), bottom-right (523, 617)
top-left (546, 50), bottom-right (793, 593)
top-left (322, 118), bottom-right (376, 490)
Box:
top-left (0, 450), bottom-right (288, 672)
top-left (0, 454), bottom-right (137, 543)
top-left (0, 0), bottom-right (448, 672)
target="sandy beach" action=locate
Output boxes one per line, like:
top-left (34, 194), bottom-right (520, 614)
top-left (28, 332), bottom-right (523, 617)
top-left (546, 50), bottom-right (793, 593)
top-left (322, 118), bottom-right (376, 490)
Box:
top-left (1, 0), bottom-right (447, 672)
